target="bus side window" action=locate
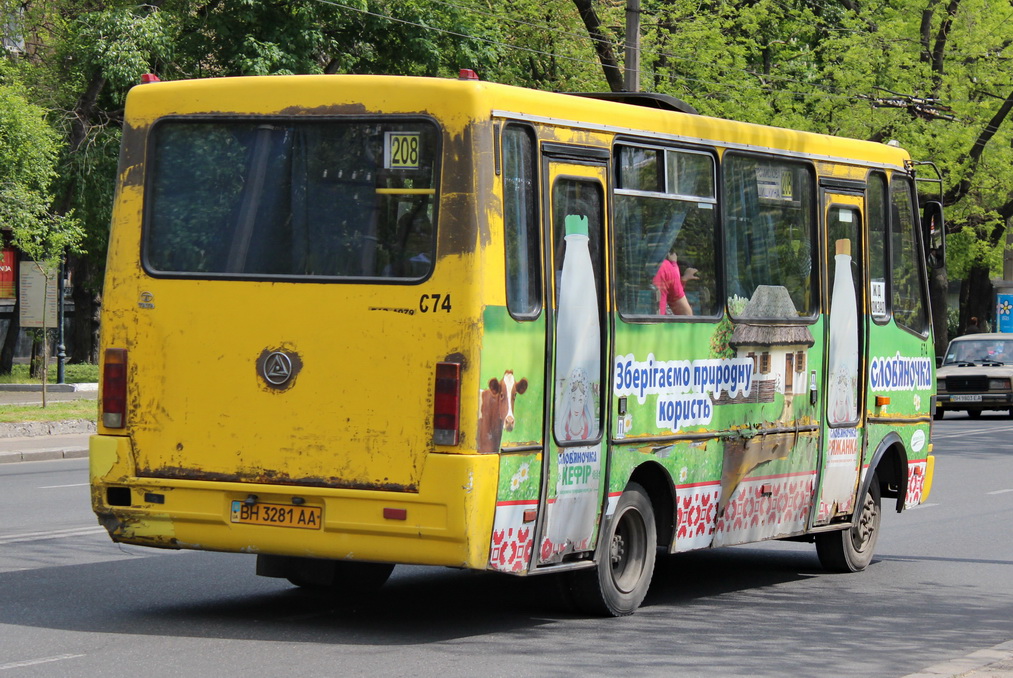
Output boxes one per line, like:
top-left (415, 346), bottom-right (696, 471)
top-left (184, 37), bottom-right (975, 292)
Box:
top-left (614, 144), bottom-right (719, 318)
top-left (868, 172), bottom-right (890, 322)
top-left (890, 176), bottom-right (929, 334)
top-left (723, 155), bottom-right (815, 319)
top-left (503, 125), bottom-right (541, 317)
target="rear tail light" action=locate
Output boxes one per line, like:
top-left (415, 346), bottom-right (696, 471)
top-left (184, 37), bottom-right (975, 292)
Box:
top-left (102, 348), bottom-right (128, 428)
top-left (433, 362), bottom-right (461, 445)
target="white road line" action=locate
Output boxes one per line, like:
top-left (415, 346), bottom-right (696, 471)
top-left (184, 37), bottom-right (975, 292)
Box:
top-left (0, 654), bottom-right (85, 671)
top-left (38, 483), bottom-right (90, 489)
top-left (986, 489), bottom-right (1013, 495)
top-left (908, 502), bottom-right (939, 510)
top-left (0, 526), bottom-right (105, 545)
top-left (933, 423), bottom-right (1013, 439)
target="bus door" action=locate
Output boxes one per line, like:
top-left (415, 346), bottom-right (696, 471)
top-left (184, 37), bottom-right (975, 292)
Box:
top-left (536, 149), bottom-right (610, 565)
top-left (815, 190), bottom-right (867, 525)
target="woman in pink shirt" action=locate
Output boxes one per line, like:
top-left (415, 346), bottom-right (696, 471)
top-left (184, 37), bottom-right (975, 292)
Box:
top-left (653, 249), bottom-right (698, 315)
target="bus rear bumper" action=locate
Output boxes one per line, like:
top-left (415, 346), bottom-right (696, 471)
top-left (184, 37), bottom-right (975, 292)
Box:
top-left (89, 435), bottom-right (498, 569)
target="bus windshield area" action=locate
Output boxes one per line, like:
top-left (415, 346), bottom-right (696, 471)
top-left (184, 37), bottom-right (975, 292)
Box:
top-left (143, 119), bottom-right (439, 280)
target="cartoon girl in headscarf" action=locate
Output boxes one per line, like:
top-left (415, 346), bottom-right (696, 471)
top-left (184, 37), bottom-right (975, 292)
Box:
top-left (559, 366), bottom-right (598, 441)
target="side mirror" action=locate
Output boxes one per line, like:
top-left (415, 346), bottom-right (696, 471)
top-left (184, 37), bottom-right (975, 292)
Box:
top-left (923, 201), bottom-right (945, 269)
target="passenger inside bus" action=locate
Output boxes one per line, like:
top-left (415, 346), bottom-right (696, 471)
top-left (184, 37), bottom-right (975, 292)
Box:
top-left (653, 247), bottom-right (698, 315)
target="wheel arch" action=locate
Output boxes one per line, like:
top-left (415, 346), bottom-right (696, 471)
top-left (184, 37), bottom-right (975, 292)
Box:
top-left (865, 432), bottom-right (909, 514)
top-left (627, 460), bottom-right (677, 551)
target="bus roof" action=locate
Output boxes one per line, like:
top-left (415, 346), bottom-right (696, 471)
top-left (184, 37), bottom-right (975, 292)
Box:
top-left (125, 74), bottom-right (911, 171)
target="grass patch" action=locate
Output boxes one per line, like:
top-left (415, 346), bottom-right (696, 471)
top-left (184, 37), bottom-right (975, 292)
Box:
top-left (0, 363), bottom-right (99, 384)
top-left (0, 400), bottom-right (97, 423)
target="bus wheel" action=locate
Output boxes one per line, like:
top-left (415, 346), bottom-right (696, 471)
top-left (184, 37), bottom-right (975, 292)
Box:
top-left (567, 482), bottom-right (656, 616)
top-left (815, 479), bottom-right (881, 572)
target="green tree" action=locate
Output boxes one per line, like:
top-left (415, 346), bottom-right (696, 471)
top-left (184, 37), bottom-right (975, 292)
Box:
top-left (5, 0), bottom-right (1011, 363)
top-left (4, 0), bottom-right (510, 362)
top-left (0, 80), bottom-right (83, 393)
top-left (572, 0), bottom-right (1013, 353)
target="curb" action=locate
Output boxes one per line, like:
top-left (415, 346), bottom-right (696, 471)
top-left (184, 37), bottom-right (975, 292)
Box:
top-left (0, 382), bottom-right (98, 393)
top-left (0, 446), bottom-right (89, 464)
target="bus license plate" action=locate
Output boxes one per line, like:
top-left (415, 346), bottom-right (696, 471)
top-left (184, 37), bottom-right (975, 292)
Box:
top-left (230, 501), bottom-right (322, 529)
top-left (951, 394), bottom-right (982, 402)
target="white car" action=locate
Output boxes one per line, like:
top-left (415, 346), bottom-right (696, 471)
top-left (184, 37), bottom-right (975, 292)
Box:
top-left (935, 333), bottom-right (1013, 419)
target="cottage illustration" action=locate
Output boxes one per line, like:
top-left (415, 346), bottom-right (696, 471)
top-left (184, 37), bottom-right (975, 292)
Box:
top-left (723, 285), bottom-right (815, 408)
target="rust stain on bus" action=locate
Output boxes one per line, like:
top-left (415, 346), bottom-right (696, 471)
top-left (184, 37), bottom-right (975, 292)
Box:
top-left (440, 124), bottom-right (492, 256)
top-left (137, 466), bottom-right (418, 493)
top-left (277, 103), bottom-right (369, 117)
top-left (117, 122), bottom-right (147, 187)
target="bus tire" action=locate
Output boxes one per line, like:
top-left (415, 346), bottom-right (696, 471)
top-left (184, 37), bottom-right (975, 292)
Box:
top-left (815, 478), bottom-right (881, 572)
top-left (567, 482), bottom-right (656, 616)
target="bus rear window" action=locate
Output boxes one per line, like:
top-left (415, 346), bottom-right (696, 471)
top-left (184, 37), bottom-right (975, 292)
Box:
top-left (143, 119), bottom-right (439, 280)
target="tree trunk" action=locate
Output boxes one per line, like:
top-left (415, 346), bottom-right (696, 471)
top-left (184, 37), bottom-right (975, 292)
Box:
top-left (58, 74), bottom-right (107, 366)
top-left (961, 263), bottom-right (995, 333)
top-left (29, 332), bottom-right (43, 378)
top-left (69, 254), bottom-right (100, 363)
top-left (571, 0), bottom-right (625, 92)
top-left (929, 264), bottom-right (949, 357)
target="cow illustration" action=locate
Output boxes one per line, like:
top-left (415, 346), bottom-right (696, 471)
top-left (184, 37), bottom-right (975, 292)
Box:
top-left (478, 371), bottom-right (529, 454)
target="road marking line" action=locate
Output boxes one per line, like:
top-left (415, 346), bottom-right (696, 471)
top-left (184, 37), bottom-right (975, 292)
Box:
top-left (38, 483), bottom-right (90, 489)
top-left (908, 502), bottom-right (939, 509)
top-left (0, 526), bottom-right (105, 545)
top-left (986, 489), bottom-right (1013, 495)
top-left (0, 654), bottom-right (85, 671)
top-left (932, 423), bottom-right (1013, 438)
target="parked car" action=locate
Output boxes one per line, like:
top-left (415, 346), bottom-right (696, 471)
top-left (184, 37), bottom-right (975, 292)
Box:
top-left (935, 332), bottom-right (1013, 419)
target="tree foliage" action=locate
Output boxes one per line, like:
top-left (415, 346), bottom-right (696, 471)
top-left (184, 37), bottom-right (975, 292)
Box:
top-left (2, 0), bottom-right (1012, 359)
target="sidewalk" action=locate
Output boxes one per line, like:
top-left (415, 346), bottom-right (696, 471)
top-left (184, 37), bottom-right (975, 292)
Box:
top-left (903, 640), bottom-right (1013, 678)
top-left (0, 432), bottom-right (91, 463)
top-left (0, 381), bottom-right (98, 406)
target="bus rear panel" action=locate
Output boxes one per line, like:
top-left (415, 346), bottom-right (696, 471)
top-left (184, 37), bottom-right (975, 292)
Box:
top-left (92, 75), bottom-right (497, 569)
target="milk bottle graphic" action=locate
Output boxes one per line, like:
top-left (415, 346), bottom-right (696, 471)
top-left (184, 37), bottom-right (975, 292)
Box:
top-left (827, 238), bottom-right (858, 424)
top-left (821, 237), bottom-right (860, 519)
top-left (546, 214), bottom-right (601, 556)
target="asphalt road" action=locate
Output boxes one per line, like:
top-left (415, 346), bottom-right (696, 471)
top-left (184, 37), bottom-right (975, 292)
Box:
top-left (0, 414), bottom-right (1011, 677)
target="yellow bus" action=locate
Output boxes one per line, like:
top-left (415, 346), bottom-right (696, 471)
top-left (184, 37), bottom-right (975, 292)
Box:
top-left (91, 72), bottom-right (939, 616)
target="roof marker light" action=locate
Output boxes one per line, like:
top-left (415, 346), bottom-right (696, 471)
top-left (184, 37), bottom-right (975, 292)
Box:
top-left (458, 68), bottom-right (480, 81)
